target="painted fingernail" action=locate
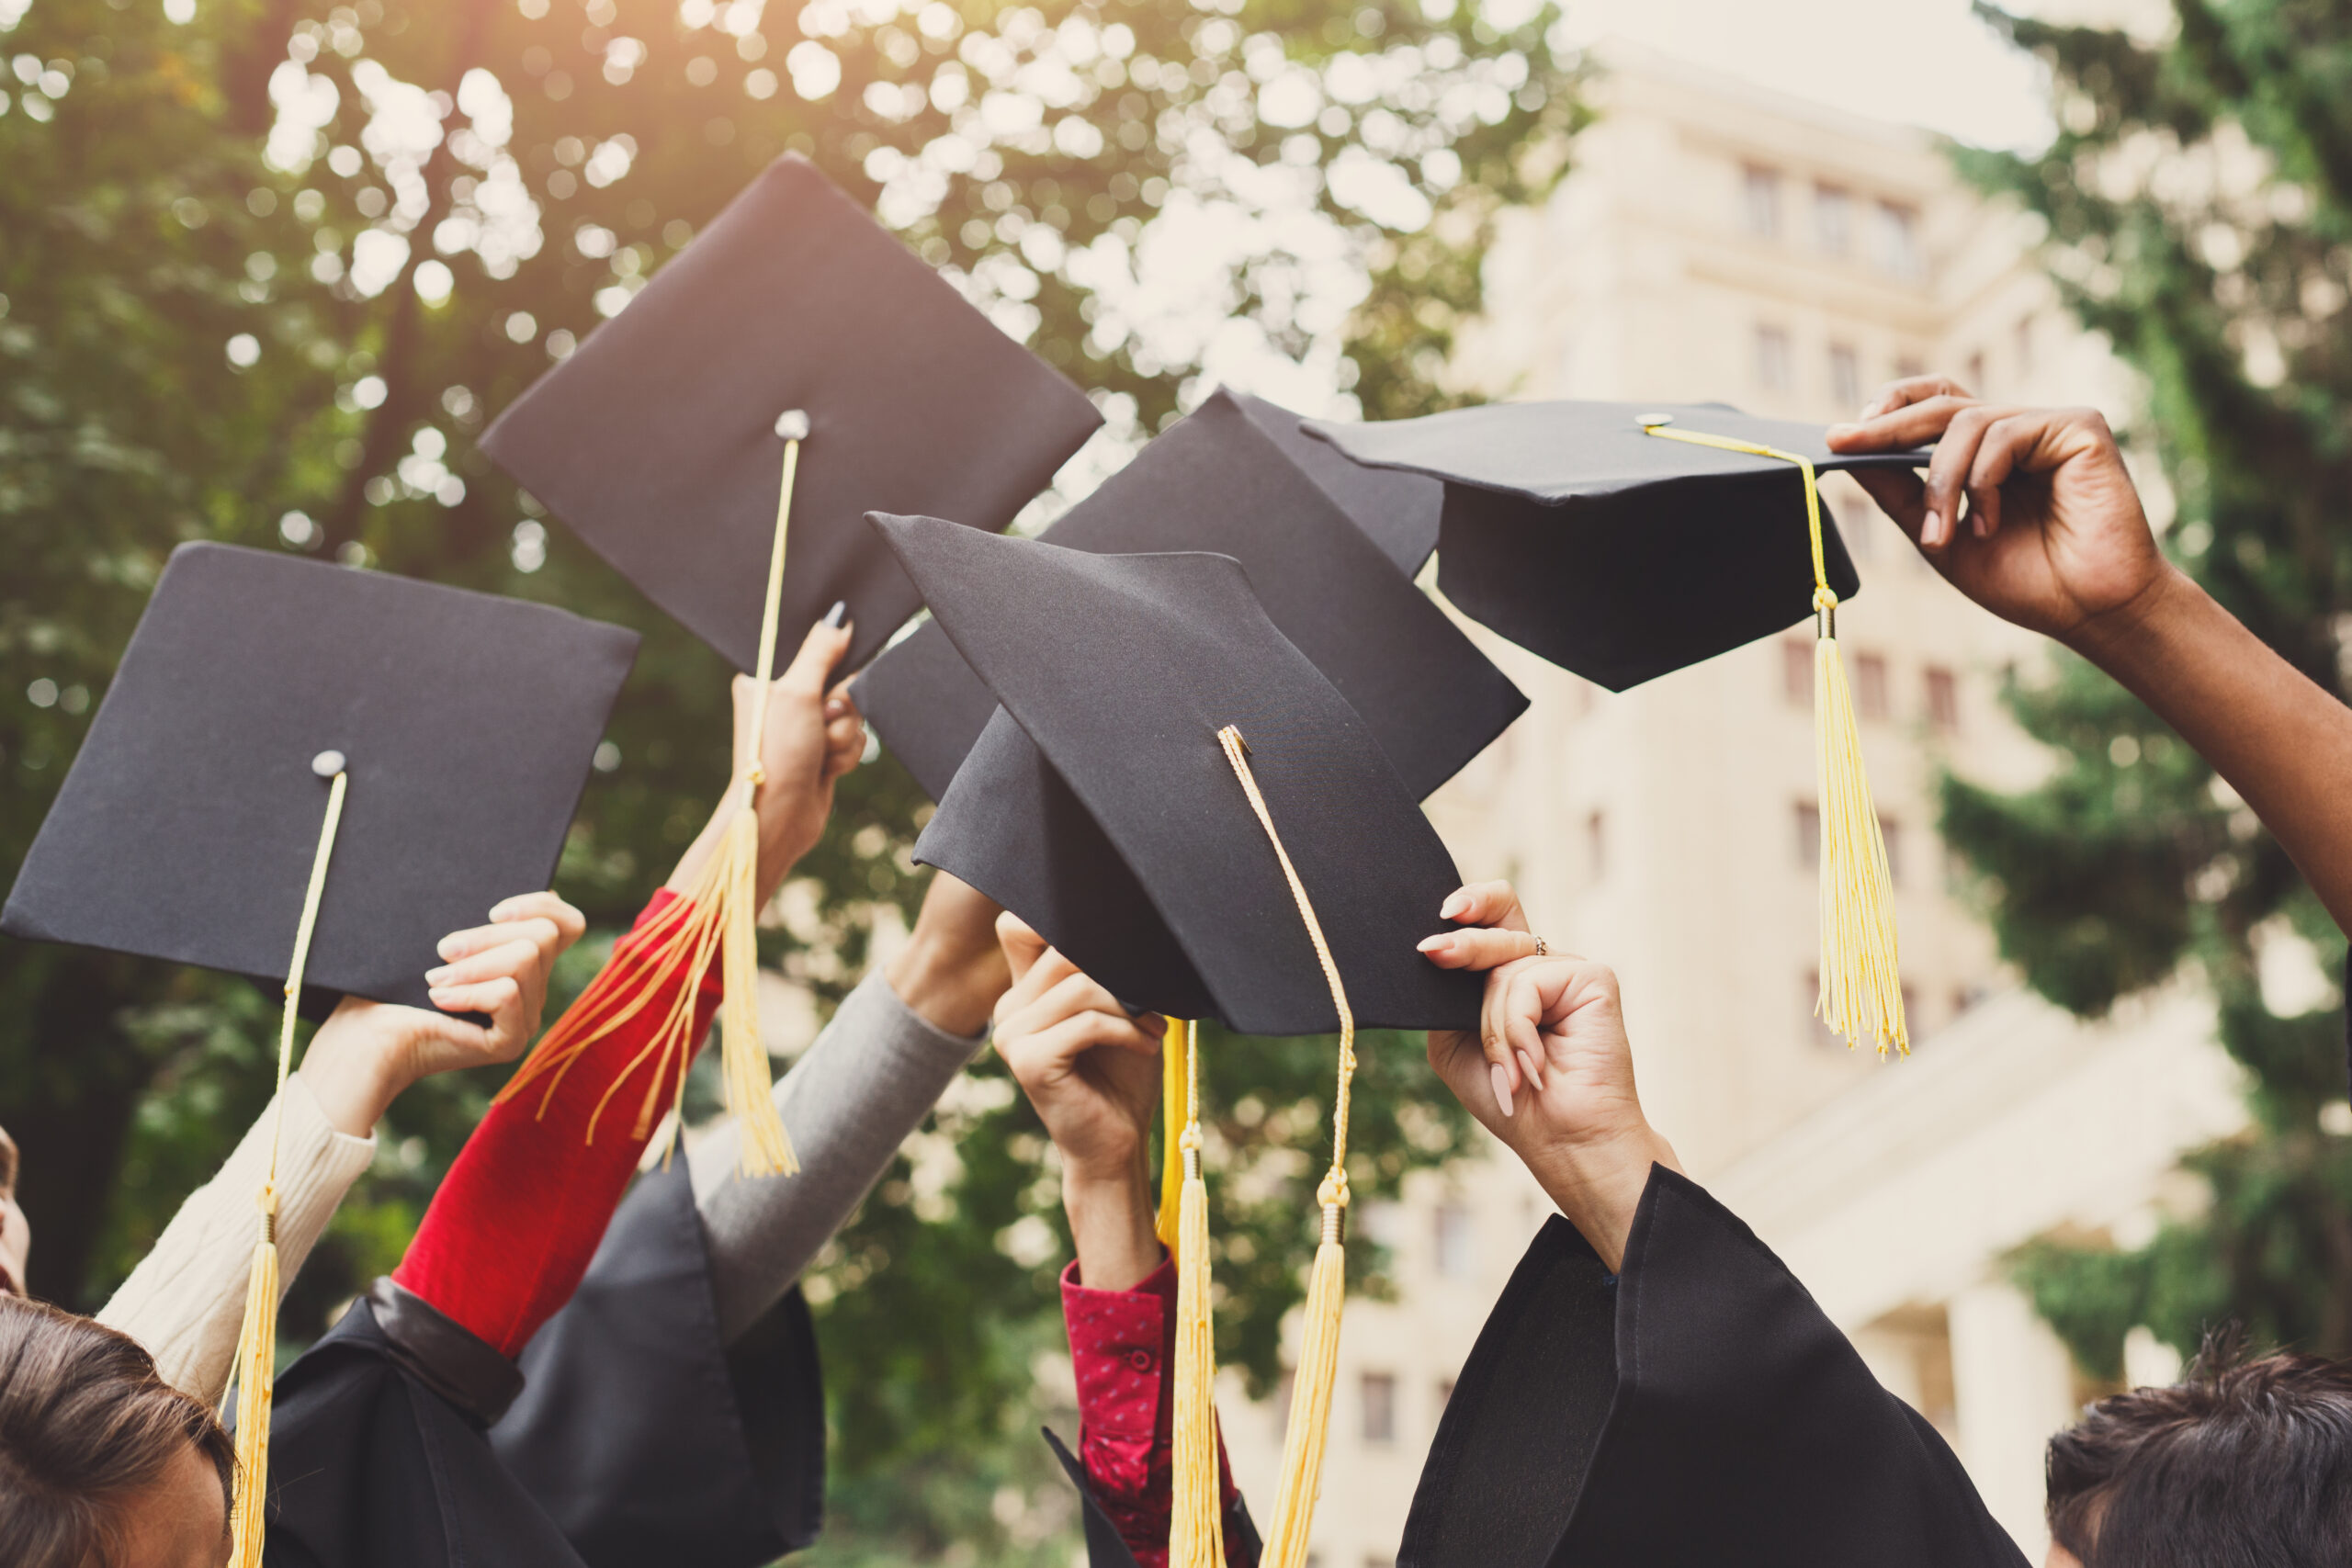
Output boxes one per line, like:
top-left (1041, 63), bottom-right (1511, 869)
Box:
top-left (1440, 891), bottom-right (1467, 919)
top-left (1490, 1063), bottom-right (1515, 1117)
top-left (1417, 934), bottom-right (1450, 954)
top-left (1519, 1048), bottom-right (1544, 1091)
top-left (823, 599), bottom-right (848, 628)
top-left (1921, 509), bottom-right (1942, 546)
top-left (1973, 510), bottom-right (1991, 538)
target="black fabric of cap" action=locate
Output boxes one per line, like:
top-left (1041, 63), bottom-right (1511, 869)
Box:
top-left (1227, 389), bottom-right (1443, 575)
top-left (2, 542), bottom-right (638, 1011)
top-left (480, 153), bottom-right (1102, 675)
top-left (870, 513), bottom-right (1480, 1035)
top-left (1305, 400), bottom-right (1928, 691)
top-left (853, 388), bottom-right (1521, 806)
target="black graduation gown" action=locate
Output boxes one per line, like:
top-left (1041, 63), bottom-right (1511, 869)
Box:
top-left (265, 1162), bottom-right (825, 1568)
top-left (1052, 1168), bottom-right (2027, 1568)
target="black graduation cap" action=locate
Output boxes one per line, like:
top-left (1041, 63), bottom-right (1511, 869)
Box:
top-left (869, 512), bottom-right (1482, 1035)
top-left (1, 542), bottom-right (638, 1012)
top-left (852, 387), bottom-right (1521, 806)
top-left (1304, 400), bottom-right (1927, 690)
top-left (1227, 389), bottom-right (1444, 575)
top-left (479, 152), bottom-right (1103, 675)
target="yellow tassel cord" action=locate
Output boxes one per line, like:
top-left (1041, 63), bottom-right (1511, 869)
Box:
top-left (1216, 726), bottom-right (1355, 1568)
top-left (1168, 1019), bottom-right (1225, 1568)
top-left (496, 434), bottom-right (807, 1174)
top-left (1640, 417), bottom-right (1907, 1055)
top-left (1155, 1017), bottom-right (1186, 1255)
top-left (226, 766), bottom-right (348, 1568)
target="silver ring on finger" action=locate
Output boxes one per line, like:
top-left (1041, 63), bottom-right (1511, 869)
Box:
top-left (1532, 935), bottom-right (1548, 957)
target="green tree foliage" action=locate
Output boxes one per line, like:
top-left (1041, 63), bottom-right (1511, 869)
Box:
top-left (1958, 0), bottom-right (2352, 1378)
top-left (1, 0), bottom-right (1577, 1553)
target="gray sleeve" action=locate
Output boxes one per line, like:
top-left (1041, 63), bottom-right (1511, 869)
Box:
top-left (687, 966), bottom-right (985, 1343)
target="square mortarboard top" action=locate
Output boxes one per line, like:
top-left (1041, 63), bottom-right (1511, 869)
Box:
top-left (852, 387), bottom-right (1524, 806)
top-left (1304, 400), bottom-right (1930, 692)
top-left (1227, 389), bottom-right (1444, 576)
top-left (480, 153), bottom-right (1103, 675)
top-left (1, 543), bottom-right (639, 1012)
top-left (869, 513), bottom-right (1483, 1037)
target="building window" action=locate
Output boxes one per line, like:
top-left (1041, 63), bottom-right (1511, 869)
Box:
top-left (1901, 982), bottom-right (1921, 1038)
top-left (1436, 1376), bottom-right (1455, 1411)
top-left (1795, 801), bottom-right (1821, 869)
top-left (1783, 638), bottom-right (1813, 706)
top-left (1586, 809), bottom-right (1606, 881)
top-left (1881, 815), bottom-right (1903, 886)
top-left (1802, 969), bottom-right (1841, 1048)
top-left (1741, 164), bottom-right (1781, 238)
top-left (1925, 666), bottom-right (1959, 733)
top-left (1894, 354), bottom-right (1925, 380)
top-left (1362, 1371), bottom-right (1396, 1444)
top-left (2015, 312), bottom-right (2036, 375)
top-left (1814, 183), bottom-right (1852, 254)
top-left (1434, 1201), bottom-right (1476, 1280)
top-left (1828, 344), bottom-right (1861, 411)
top-left (1855, 651), bottom-right (1891, 720)
top-left (1872, 200), bottom-right (1921, 279)
top-left (1966, 351), bottom-right (1986, 397)
top-left (1756, 325), bottom-right (1792, 392)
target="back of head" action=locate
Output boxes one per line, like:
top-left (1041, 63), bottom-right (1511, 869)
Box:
top-left (0, 1293), bottom-right (233, 1568)
top-left (2047, 1329), bottom-right (2352, 1566)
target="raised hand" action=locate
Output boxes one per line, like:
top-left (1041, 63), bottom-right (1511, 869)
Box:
top-left (297, 891), bottom-right (587, 1137)
top-left (744, 611), bottom-right (867, 901)
top-left (1826, 375), bottom-right (2171, 647)
top-left (991, 913), bottom-right (1165, 1289)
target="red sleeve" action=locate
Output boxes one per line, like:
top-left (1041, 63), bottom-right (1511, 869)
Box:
top-left (392, 890), bottom-right (723, 1356)
top-left (1062, 1251), bottom-right (1248, 1568)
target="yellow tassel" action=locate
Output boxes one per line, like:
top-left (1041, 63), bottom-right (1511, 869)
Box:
top-left (227, 763), bottom-right (348, 1564)
top-left (1814, 604), bottom-right (1906, 1055)
top-left (1155, 1017), bottom-right (1187, 1256)
top-left (1169, 1021), bottom-right (1223, 1568)
top-left (224, 1198), bottom-right (278, 1568)
top-left (1261, 1195), bottom-right (1347, 1568)
top-left (498, 427), bottom-right (811, 1172)
top-left (1637, 415), bottom-right (1906, 1057)
top-left (1216, 727), bottom-right (1355, 1568)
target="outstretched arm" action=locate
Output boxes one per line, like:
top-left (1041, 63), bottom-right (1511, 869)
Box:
top-left (1827, 378), bottom-right (2352, 935)
top-left (95, 894), bottom-right (584, 1402)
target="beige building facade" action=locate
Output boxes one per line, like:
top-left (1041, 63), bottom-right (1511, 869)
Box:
top-left (1213, 47), bottom-right (2245, 1565)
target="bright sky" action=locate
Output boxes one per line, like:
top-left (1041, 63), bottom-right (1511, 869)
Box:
top-left (1556, 0), bottom-right (2057, 151)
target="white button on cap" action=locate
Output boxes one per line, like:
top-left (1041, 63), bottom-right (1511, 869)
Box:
top-left (311, 750), bottom-right (346, 777)
top-left (773, 409), bottom-right (810, 441)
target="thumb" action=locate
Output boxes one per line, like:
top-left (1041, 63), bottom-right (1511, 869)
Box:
top-left (777, 607), bottom-right (854, 698)
top-left (996, 910), bottom-right (1048, 985)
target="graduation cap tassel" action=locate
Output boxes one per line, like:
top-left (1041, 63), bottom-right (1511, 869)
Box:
top-left (226, 762), bottom-right (349, 1568)
top-left (1638, 419), bottom-right (1906, 1055)
top-left (1169, 1019), bottom-right (1226, 1568)
top-left (1217, 725), bottom-right (1354, 1568)
top-left (1155, 1019), bottom-right (1187, 1255)
top-left (495, 427), bottom-right (808, 1174)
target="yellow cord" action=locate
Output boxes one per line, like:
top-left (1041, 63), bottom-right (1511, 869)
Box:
top-left (1640, 418), bottom-right (1907, 1054)
top-left (1216, 726), bottom-right (1353, 1568)
top-left (497, 434), bottom-right (808, 1172)
top-left (226, 766), bottom-right (348, 1568)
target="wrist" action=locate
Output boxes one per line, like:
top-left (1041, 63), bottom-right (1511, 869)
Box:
top-left (2062, 559), bottom-right (2202, 677)
top-left (886, 924), bottom-right (1007, 1039)
top-left (1062, 1155), bottom-right (1159, 1292)
top-left (1522, 1123), bottom-right (1679, 1273)
top-left (297, 1034), bottom-right (404, 1140)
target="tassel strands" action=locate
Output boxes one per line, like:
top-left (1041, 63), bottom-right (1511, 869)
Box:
top-left (496, 420), bottom-right (813, 1174)
top-left (226, 761), bottom-right (348, 1568)
top-left (1638, 416), bottom-right (1906, 1055)
top-left (1216, 725), bottom-right (1356, 1568)
top-left (1168, 1020), bottom-right (1224, 1568)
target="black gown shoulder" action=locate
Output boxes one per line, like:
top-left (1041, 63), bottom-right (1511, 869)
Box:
top-left (264, 1161), bottom-right (825, 1568)
top-left (1401, 1167), bottom-right (2031, 1568)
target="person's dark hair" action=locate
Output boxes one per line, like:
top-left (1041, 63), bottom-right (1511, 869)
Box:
top-left (0, 1293), bottom-right (234, 1568)
top-left (2047, 1326), bottom-right (2352, 1565)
